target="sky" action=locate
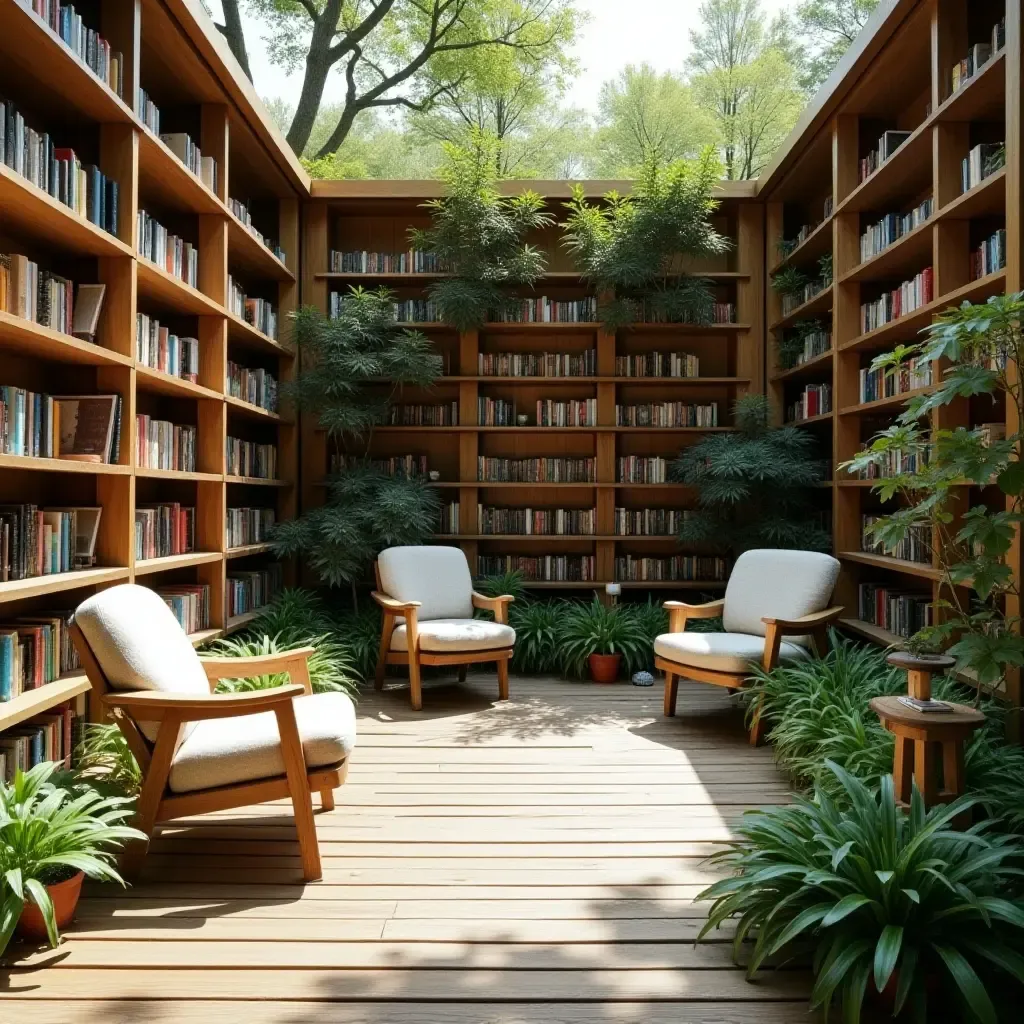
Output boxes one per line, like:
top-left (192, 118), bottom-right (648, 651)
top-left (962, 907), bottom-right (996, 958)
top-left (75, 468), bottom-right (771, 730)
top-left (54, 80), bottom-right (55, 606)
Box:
top-left (210, 0), bottom-right (793, 117)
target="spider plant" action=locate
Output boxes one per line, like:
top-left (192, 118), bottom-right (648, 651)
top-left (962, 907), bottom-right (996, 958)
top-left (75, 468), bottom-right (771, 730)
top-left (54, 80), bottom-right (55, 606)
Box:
top-left (509, 599), bottom-right (564, 674)
top-left (331, 604), bottom-right (383, 683)
top-left (770, 265), bottom-right (809, 297)
top-left (557, 599), bottom-right (649, 677)
top-left (74, 724), bottom-right (143, 796)
top-left (474, 569), bottom-right (528, 602)
top-left (699, 761), bottom-right (1024, 1024)
top-left (0, 761), bottom-right (144, 955)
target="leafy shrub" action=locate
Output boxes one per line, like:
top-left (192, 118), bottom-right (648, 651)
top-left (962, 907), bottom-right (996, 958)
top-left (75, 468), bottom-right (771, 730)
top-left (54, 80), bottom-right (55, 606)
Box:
top-left (250, 587), bottom-right (335, 639)
top-left (557, 599), bottom-right (650, 677)
top-left (75, 724), bottom-right (143, 796)
top-left (331, 604), bottom-right (383, 683)
top-left (699, 762), bottom-right (1024, 1024)
top-left (474, 569), bottom-right (528, 602)
top-left (509, 600), bottom-right (564, 674)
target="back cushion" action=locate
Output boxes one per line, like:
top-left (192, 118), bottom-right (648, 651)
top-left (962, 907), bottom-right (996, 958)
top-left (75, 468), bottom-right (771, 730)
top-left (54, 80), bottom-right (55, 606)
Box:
top-left (378, 546), bottom-right (474, 621)
top-left (75, 584), bottom-right (210, 745)
top-left (723, 549), bottom-right (840, 641)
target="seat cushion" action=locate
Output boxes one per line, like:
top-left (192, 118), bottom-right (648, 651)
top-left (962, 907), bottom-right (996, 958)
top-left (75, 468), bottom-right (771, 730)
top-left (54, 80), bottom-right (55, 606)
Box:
top-left (654, 631), bottom-right (810, 674)
top-left (75, 584), bottom-right (211, 746)
top-left (723, 549), bottom-right (840, 644)
top-left (378, 545), bottom-right (474, 621)
top-left (391, 618), bottom-right (515, 653)
top-left (168, 691), bottom-right (357, 794)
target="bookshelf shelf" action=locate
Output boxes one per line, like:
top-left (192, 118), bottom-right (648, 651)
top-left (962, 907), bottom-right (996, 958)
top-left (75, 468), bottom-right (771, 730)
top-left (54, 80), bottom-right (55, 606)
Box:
top-left (135, 365), bottom-right (223, 402)
top-left (226, 607), bottom-right (268, 631)
top-left (224, 395), bottom-right (285, 422)
top-left (0, 567), bottom-right (130, 604)
top-left (134, 552), bottom-right (225, 576)
top-left (227, 214), bottom-right (295, 283)
top-left (769, 216), bottom-right (834, 275)
top-left (136, 259), bottom-right (223, 317)
top-left (226, 476), bottom-right (291, 487)
top-left (789, 411), bottom-right (834, 426)
top-left (619, 322), bottom-right (751, 334)
top-left (836, 122), bottom-right (933, 216)
top-left (839, 220), bottom-right (934, 286)
top-left (226, 312), bottom-right (294, 357)
top-left (0, 454), bottom-right (131, 476)
top-left (189, 627), bottom-right (226, 648)
top-left (770, 349), bottom-right (833, 383)
top-left (135, 467), bottom-right (223, 482)
top-left (934, 49), bottom-right (1006, 123)
top-left (838, 617), bottom-right (905, 647)
top-left (0, 312), bottom-right (133, 368)
top-left (769, 287), bottom-right (832, 331)
top-left (839, 386), bottom-right (935, 416)
top-left (839, 551), bottom-right (941, 581)
top-left (138, 131), bottom-right (224, 216)
top-left (480, 322), bottom-right (603, 334)
top-left (0, 674), bottom-right (92, 732)
top-left (938, 169), bottom-right (1006, 219)
top-left (226, 543), bottom-right (275, 559)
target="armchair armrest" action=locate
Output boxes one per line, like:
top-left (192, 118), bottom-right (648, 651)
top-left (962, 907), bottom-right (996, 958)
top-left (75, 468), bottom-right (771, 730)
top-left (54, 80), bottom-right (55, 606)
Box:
top-left (472, 591), bottom-right (514, 624)
top-left (102, 684), bottom-right (307, 722)
top-left (199, 647), bottom-right (315, 695)
top-left (761, 606), bottom-right (844, 633)
top-left (664, 599), bottom-right (725, 633)
top-left (371, 591), bottom-right (421, 613)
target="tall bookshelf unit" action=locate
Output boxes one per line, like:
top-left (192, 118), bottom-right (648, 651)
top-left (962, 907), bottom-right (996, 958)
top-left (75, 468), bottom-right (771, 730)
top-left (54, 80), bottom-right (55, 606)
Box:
top-left (301, 182), bottom-right (764, 594)
top-left (0, 0), bottom-right (303, 739)
top-left (762, 0), bottom-right (1019, 707)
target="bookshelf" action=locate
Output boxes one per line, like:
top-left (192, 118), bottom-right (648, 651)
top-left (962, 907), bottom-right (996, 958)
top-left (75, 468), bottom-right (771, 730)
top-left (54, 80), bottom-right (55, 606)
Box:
top-left (301, 182), bottom-right (764, 593)
top-left (760, 0), bottom-right (1016, 706)
top-left (0, 0), bottom-right (304, 747)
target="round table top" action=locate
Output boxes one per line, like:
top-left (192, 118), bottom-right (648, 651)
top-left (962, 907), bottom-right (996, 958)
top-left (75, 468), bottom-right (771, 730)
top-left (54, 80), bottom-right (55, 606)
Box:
top-left (885, 651), bottom-right (957, 672)
top-left (869, 695), bottom-right (986, 729)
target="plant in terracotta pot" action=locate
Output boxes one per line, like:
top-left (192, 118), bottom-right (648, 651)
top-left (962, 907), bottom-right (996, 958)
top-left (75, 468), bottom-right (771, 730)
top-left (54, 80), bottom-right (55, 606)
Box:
top-left (558, 600), bottom-right (648, 683)
top-left (0, 761), bottom-right (144, 955)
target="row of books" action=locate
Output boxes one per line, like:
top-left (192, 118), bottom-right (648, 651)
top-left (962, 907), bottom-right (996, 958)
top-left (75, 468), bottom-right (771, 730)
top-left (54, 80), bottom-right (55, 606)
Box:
top-left (478, 351), bottom-right (597, 377)
top-left (1, 100), bottom-right (119, 236)
top-left (860, 198), bottom-right (933, 263)
top-left (136, 313), bottom-right (199, 383)
top-left (490, 297), bottom-right (597, 323)
top-left (159, 583), bottom-right (210, 635)
top-left (972, 229), bottom-right (1007, 281)
top-left (1, 390), bottom-right (121, 463)
top-left (615, 352), bottom-right (700, 378)
top-left (789, 383), bottom-right (832, 422)
top-left (614, 508), bottom-right (689, 536)
top-left (1, 252), bottom-right (72, 335)
top-left (226, 437), bottom-right (277, 479)
top-left (950, 18), bottom-right (1005, 95)
top-left (615, 403), bottom-right (718, 428)
top-left (782, 279), bottom-right (828, 316)
top-left (637, 302), bottom-right (736, 325)
top-left (134, 503), bottom-right (194, 560)
top-left (861, 267), bottom-right (934, 333)
top-left (137, 211), bottom-right (198, 288)
top-left (962, 142), bottom-right (1005, 194)
top-left (859, 356), bottom-right (932, 404)
top-left (136, 87), bottom-right (160, 134)
top-left (226, 362), bottom-right (278, 413)
top-left (478, 457), bottom-right (596, 483)
top-left (30, 2), bottom-right (124, 97)
top-left (0, 609), bottom-right (79, 702)
top-left (228, 278), bottom-right (279, 340)
top-left (392, 299), bottom-right (439, 323)
top-left (854, 447), bottom-right (928, 479)
top-left (477, 555), bottom-right (597, 581)
top-left (136, 416), bottom-right (196, 472)
top-left (227, 565), bottom-right (283, 618)
top-left (861, 515), bottom-right (931, 565)
top-left (614, 555), bottom-right (727, 582)
top-left (477, 398), bottom-right (516, 426)
top-left (477, 507), bottom-right (598, 536)
top-left (0, 707), bottom-right (75, 779)
top-left (226, 507), bottom-right (276, 548)
top-left (537, 399), bottom-right (597, 427)
top-left (0, 506), bottom-right (93, 581)
top-left (329, 249), bottom-right (445, 274)
top-left (858, 583), bottom-right (932, 640)
top-left (786, 327), bottom-right (831, 368)
top-left (858, 129), bottom-right (913, 184)
top-left (618, 456), bottom-right (669, 484)
top-left (390, 403), bottom-right (459, 426)
top-left (438, 502), bottom-right (459, 534)
top-left (229, 199), bottom-right (286, 262)
top-left (332, 453), bottom-right (431, 477)
top-left (160, 133), bottom-right (217, 194)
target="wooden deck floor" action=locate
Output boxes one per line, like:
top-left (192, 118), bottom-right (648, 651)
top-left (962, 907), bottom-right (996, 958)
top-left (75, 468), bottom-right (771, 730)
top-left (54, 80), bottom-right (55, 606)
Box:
top-left (4, 675), bottom-right (812, 1022)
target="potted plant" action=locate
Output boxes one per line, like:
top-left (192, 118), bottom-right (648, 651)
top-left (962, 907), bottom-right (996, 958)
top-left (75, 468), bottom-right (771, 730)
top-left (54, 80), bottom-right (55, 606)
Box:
top-left (698, 760), bottom-right (1024, 1023)
top-left (558, 600), bottom-right (648, 683)
top-left (1, 761), bottom-right (144, 954)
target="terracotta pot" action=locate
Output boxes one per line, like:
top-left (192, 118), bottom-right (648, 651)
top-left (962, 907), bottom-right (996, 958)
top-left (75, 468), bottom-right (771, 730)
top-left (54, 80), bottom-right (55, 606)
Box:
top-left (16, 871), bottom-right (84, 942)
top-left (588, 652), bottom-right (621, 683)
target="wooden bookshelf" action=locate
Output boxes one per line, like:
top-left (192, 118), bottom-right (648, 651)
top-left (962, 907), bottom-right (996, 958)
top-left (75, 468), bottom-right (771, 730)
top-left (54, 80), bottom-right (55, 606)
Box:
top-left (0, 0), bottom-right (304, 737)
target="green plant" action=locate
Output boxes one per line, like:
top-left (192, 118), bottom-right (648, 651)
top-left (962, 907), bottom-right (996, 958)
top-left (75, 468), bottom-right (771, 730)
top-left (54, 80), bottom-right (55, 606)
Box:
top-left (509, 599), bottom-right (563, 674)
top-left (561, 150), bottom-right (731, 330)
top-left (249, 588), bottom-right (335, 639)
top-left (74, 724), bottom-right (143, 797)
top-left (672, 394), bottom-right (831, 556)
top-left (557, 599), bottom-right (650, 677)
top-left (331, 604), bottom-right (384, 684)
top-left (777, 237), bottom-right (798, 259)
top-left (698, 761), bottom-right (1024, 1024)
top-left (777, 318), bottom-right (827, 371)
top-left (770, 264), bottom-right (809, 297)
top-left (0, 761), bottom-right (144, 954)
top-left (410, 132), bottom-right (553, 330)
top-left (818, 253), bottom-right (833, 286)
top-left (474, 569), bottom-right (528, 602)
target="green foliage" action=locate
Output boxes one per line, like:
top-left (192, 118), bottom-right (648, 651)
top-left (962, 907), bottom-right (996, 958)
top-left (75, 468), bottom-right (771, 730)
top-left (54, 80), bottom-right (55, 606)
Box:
top-left (0, 761), bottom-right (144, 955)
top-left (411, 133), bottom-right (553, 330)
top-left (841, 293), bottom-right (1024, 689)
top-left (794, 1), bottom-right (881, 92)
top-left (777, 318), bottom-right (826, 371)
top-left (557, 599), bottom-right (651, 677)
top-left (673, 394), bottom-right (831, 556)
top-left (74, 725), bottom-right (143, 797)
top-left (332, 605), bottom-right (384, 684)
top-left (770, 264), bottom-right (809, 297)
top-left (818, 252), bottom-right (833, 286)
top-left (508, 600), bottom-right (563, 674)
top-left (474, 569), bottom-right (528, 602)
top-left (698, 761), bottom-right (1024, 1024)
top-left (249, 587), bottom-right (336, 639)
top-left (561, 151), bottom-right (730, 330)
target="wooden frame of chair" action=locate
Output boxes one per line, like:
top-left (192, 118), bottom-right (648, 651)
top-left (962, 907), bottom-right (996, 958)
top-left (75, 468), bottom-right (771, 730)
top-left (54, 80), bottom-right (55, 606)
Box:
top-left (371, 563), bottom-right (514, 711)
top-left (655, 599), bottom-right (844, 745)
top-left (70, 624), bottom-right (347, 882)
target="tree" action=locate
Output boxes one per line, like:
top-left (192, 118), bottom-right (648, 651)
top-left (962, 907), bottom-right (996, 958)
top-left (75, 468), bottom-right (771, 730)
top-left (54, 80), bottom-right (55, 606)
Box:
top-left (217, 0), bottom-right (579, 159)
top-left (794, 0), bottom-right (880, 93)
top-left (590, 65), bottom-right (719, 178)
top-left (213, 0), bottom-right (253, 80)
top-left (686, 0), bottom-right (804, 179)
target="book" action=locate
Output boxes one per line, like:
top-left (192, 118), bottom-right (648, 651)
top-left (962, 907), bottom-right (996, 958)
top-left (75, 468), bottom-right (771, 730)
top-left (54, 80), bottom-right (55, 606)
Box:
top-left (71, 283), bottom-right (105, 340)
top-left (880, 130), bottom-right (911, 161)
top-left (898, 696), bottom-right (954, 714)
top-left (54, 394), bottom-right (120, 463)
top-left (44, 507), bottom-right (101, 568)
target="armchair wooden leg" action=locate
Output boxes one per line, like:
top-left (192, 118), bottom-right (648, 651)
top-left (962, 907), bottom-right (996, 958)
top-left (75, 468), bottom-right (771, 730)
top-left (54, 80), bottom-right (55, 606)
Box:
top-left (663, 672), bottom-right (679, 717)
top-left (748, 696), bottom-right (765, 747)
top-left (408, 654), bottom-right (423, 711)
top-left (458, 666), bottom-right (467, 682)
top-left (274, 702), bottom-right (322, 882)
top-left (374, 616), bottom-right (395, 691)
top-left (496, 657), bottom-right (509, 701)
top-left (125, 717), bottom-right (181, 878)
top-left (320, 787), bottom-right (336, 811)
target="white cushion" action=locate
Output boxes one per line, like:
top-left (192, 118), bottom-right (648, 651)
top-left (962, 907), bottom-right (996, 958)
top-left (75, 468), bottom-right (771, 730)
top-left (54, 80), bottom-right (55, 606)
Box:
top-left (378, 546), bottom-right (474, 621)
top-left (168, 691), bottom-right (357, 794)
top-left (654, 631), bottom-right (810, 674)
top-left (722, 549), bottom-right (840, 644)
top-left (74, 584), bottom-right (210, 746)
top-left (391, 618), bottom-right (515, 653)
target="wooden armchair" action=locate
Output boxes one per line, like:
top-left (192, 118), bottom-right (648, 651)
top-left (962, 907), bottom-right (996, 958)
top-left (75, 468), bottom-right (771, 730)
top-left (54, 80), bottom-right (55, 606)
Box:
top-left (72, 585), bottom-right (357, 881)
top-left (654, 549), bottom-right (843, 745)
top-left (372, 545), bottom-right (515, 710)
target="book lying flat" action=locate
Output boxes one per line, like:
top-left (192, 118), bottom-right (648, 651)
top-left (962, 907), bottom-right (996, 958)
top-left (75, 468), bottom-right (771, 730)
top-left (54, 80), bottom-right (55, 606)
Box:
top-left (898, 696), bottom-right (954, 714)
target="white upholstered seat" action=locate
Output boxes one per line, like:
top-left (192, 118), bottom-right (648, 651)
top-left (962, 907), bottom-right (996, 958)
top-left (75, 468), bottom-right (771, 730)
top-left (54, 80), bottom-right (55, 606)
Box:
top-left (390, 618), bottom-right (516, 652)
top-left (654, 631), bottom-right (810, 674)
